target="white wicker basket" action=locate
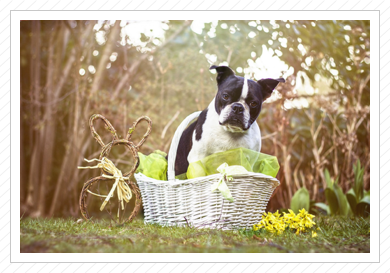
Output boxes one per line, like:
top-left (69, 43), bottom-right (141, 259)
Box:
top-left (134, 111), bottom-right (280, 229)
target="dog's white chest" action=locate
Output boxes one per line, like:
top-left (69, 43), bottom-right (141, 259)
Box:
top-left (187, 104), bottom-right (261, 164)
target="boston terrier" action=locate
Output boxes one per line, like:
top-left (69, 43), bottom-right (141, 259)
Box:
top-left (174, 65), bottom-right (285, 176)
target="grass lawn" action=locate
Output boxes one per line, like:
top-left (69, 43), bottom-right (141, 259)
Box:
top-left (20, 215), bottom-right (370, 253)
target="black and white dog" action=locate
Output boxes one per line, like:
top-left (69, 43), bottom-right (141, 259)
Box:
top-left (175, 65), bottom-right (285, 176)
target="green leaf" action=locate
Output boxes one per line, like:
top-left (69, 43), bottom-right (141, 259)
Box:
top-left (314, 202), bottom-right (330, 215)
top-left (325, 188), bottom-right (339, 215)
top-left (346, 188), bottom-right (357, 215)
top-left (290, 187), bottom-right (310, 214)
top-left (353, 159), bottom-right (364, 201)
top-left (333, 183), bottom-right (351, 216)
top-left (356, 195), bottom-right (370, 217)
top-left (358, 195), bottom-right (370, 205)
top-left (364, 190), bottom-right (370, 197)
top-left (324, 169), bottom-right (333, 189)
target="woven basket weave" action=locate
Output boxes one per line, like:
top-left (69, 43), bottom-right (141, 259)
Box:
top-left (134, 111), bottom-right (280, 229)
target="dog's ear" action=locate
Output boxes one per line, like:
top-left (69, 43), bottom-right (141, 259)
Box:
top-left (210, 65), bottom-right (235, 85)
top-left (257, 78), bottom-right (285, 101)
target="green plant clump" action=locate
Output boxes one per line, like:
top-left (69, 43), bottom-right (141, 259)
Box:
top-left (289, 160), bottom-right (369, 217)
top-left (315, 160), bottom-right (370, 216)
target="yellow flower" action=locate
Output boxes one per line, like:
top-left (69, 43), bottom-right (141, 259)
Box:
top-left (254, 210), bottom-right (286, 234)
top-left (274, 210), bottom-right (281, 218)
top-left (298, 208), bottom-right (308, 215)
top-left (283, 209), bottom-right (295, 219)
top-left (253, 209), bottom-right (316, 236)
top-left (312, 231), bottom-right (317, 238)
top-left (296, 208), bottom-right (316, 229)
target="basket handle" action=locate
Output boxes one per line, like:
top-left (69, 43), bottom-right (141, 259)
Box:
top-left (167, 111), bottom-right (202, 181)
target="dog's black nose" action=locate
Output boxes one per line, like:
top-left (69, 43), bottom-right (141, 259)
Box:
top-left (232, 103), bottom-right (244, 114)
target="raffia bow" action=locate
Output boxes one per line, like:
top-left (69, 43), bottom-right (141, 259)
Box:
top-left (78, 157), bottom-right (132, 217)
top-left (211, 163), bottom-right (248, 202)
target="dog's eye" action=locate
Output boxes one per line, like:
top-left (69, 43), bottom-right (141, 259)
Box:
top-left (222, 94), bottom-right (229, 100)
top-left (250, 101), bottom-right (258, 108)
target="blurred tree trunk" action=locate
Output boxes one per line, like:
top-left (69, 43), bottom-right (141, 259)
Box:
top-left (35, 22), bottom-right (57, 216)
top-left (25, 21), bottom-right (42, 215)
top-left (48, 21), bottom-right (94, 216)
top-left (25, 21), bottom-right (81, 217)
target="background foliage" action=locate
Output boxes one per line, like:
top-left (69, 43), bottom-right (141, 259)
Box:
top-left (20, 20), bottom-right (370, 217)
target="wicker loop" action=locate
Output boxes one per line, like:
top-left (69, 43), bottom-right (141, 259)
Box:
top-left (126, 116), bottom-right (152, 150)
top-left (80, 114), bottom-right (151, 224)
top-left (79, 176), bottom-right (142, 223)
top-left (89, 114), bottom-right (119, 147)
top-left (99, 139), bottom-right (140, 177)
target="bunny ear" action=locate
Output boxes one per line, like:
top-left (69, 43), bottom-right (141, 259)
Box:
top-left (89, 114), bottom-right (118, 147)
top-left (126, 116), bottom-right (152, 150)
